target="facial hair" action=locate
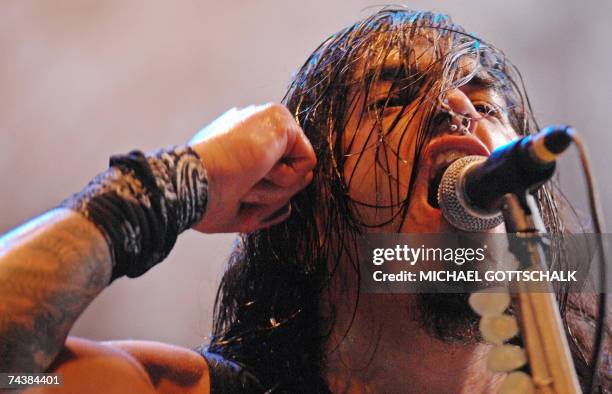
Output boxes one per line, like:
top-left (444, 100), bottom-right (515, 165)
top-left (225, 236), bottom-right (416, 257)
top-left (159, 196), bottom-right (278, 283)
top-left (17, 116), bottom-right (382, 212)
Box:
top-left (417, 293), bottom-right (482, 344)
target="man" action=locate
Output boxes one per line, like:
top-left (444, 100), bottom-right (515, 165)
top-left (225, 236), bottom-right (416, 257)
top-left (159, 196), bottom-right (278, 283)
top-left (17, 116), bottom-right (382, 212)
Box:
top-left (0, 8), bottom-right (605, 393)
top-left (206, 9), bottom-right (602, 392)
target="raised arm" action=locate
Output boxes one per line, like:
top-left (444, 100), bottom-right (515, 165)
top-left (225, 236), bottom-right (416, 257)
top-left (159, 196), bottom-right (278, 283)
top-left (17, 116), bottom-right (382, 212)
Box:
top-left (0, 104), bottom-right (316, 379)
top-left (0, 208), bottom-right (112, 372)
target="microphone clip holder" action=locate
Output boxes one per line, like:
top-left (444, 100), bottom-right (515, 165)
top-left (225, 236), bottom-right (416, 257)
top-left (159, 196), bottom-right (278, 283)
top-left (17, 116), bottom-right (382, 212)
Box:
top-left (500, 191), bottom-right (582, 394)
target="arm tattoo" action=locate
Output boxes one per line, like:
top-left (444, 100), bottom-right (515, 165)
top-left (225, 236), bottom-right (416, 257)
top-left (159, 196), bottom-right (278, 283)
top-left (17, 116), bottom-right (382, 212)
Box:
top-left (0, 209), bottom-right (111, 372)
top-left (0, 147), bottom-right (208, 372)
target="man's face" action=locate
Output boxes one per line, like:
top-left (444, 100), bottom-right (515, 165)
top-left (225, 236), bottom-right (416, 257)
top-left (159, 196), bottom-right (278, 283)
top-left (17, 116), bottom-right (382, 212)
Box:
top-left (334, 42), bottom-right (524, 342)
top-left (342, 46), bottom-right (518, 234)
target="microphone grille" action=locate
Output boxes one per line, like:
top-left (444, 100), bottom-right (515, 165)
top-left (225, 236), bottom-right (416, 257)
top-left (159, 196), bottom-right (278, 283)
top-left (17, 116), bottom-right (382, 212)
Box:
top-left (437, 155), bottom-right (504, 232)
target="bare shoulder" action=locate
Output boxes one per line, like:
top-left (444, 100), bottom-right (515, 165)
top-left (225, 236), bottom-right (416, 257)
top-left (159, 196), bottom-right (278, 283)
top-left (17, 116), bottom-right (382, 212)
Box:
top-left (104, 338), bottom-right (211, 393)
top-left (37, 337), bottom-right (210, 394)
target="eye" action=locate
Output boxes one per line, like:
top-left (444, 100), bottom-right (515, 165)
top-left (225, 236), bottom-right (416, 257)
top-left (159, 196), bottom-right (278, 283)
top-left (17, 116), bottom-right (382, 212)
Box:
top-left (473, 102), bottom-right (501, 119)
top-left (371, 88), bottom-right (420, 113)
top-left (375, 94), bottom-right (407, 109)
top-left (368, 95), bottom-right (403, 114)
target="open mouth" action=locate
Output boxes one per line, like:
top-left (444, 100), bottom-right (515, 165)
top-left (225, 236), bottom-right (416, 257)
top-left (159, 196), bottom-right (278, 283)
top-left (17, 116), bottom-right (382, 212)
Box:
top-left (426, 150), bottom-right (470, 209)
top-left (427, 167), bottom-right (446, 208)
top-left (421, 136), bottom-right (491, 210)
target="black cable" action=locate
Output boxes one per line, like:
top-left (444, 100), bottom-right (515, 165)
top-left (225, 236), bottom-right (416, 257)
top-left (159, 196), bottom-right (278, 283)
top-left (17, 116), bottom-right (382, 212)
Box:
top-left (571, 132), bottom-right (607, 394)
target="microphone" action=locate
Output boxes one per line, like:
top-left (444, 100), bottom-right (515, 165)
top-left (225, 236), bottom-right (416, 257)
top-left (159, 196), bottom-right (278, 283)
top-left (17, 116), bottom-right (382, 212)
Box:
top-left (437, 126), bottom-right (574, 232)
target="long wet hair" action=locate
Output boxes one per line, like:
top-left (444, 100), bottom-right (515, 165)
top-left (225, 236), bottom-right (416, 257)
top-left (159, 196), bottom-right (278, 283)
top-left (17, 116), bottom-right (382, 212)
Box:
top-left (206, 9), bottom-right (599, 392)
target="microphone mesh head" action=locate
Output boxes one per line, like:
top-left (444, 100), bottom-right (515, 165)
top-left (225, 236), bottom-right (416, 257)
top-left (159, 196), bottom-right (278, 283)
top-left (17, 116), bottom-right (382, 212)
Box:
top-left (437, 155), bottom-right (504, 232)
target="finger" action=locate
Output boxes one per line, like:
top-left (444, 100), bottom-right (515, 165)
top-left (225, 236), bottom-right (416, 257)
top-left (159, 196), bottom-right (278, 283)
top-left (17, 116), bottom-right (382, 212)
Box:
top-left (260, 203), bottom-right (292, 226)
top-left (188, 105), bottom-right (257, 145)
top-left (240, 180), bottom-right (291, 206)
top-left (264, 160), bottom-right (309, 188)
top-left (237, 202), bottom-right (292, 232)
top-left (264, 161), bottom-right (296, 187)
top-left (270, 104), bottom-right (317, 175)
top-left (241, 171), bottom-right (313, 206)
top-left (284, 126), bottom-right (317, 176)
top-left (241, 180), bottom-right (291, 206)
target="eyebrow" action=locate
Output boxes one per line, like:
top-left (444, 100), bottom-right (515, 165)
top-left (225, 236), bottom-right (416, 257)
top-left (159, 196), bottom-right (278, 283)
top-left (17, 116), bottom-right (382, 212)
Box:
top-left (364, 63), bottom-right (504, 102)
top-left (375, 64), bottom-right (407, 82)
top-left (374, 65), bottom-right (498, 87)
top-left (465, 72), bottom-right (500, 91)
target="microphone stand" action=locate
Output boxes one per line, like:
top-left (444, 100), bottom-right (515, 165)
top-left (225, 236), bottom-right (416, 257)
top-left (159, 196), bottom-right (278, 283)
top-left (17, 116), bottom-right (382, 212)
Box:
top-left (501, 192), bottom-right (581, 394)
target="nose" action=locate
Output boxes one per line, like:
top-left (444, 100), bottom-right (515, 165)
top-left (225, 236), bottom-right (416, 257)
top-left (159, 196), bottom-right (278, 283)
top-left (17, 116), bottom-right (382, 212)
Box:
top-left (443, 88), bottom-right (480, 135)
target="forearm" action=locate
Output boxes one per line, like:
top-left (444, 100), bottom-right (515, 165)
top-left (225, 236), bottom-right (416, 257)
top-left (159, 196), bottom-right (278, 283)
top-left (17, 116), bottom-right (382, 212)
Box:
top-left (0, 146), bottom-right (208, 373)
top-left (0, 103), bottom-right (314, 377)
top-left (0, 208), bottom-right (111, 372)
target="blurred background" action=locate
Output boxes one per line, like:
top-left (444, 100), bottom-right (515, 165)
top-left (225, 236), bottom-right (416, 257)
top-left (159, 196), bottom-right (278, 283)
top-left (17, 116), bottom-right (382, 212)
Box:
top-left (1, 0), bottom-right (610, 349)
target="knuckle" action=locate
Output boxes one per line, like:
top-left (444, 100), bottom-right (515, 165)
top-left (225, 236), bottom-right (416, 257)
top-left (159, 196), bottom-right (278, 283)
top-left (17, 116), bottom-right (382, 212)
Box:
top-left (266, 194), bottom-right (281, 206)
top-left (276, 195), bottom-right (292, 207)
top-left (265, 102), bottom-right (289, 117)
top-left (264, 103), bottom-right (292, 130)
top-left (288, 173), bottom-right (311, 191)
top-left (246, 194), bottom-right (262, 205)
top-left (264, 193), bottom-right (287, 208)
top-left (303, 171), bottom-right (314, 184)
top-left (274, 175), bottom-right (295, 188)
top-left (309, 150), bottom-right (318, 166)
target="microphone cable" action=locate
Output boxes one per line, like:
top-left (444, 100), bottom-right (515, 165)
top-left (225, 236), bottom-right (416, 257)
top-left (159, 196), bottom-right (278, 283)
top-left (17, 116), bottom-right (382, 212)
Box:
top-left (570, 131), bottom-right (608, 394)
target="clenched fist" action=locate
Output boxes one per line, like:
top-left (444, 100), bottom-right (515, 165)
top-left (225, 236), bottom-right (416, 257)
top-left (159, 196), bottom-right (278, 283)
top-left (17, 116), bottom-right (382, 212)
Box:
top-left (188, 103), bottom-right (316, 233)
